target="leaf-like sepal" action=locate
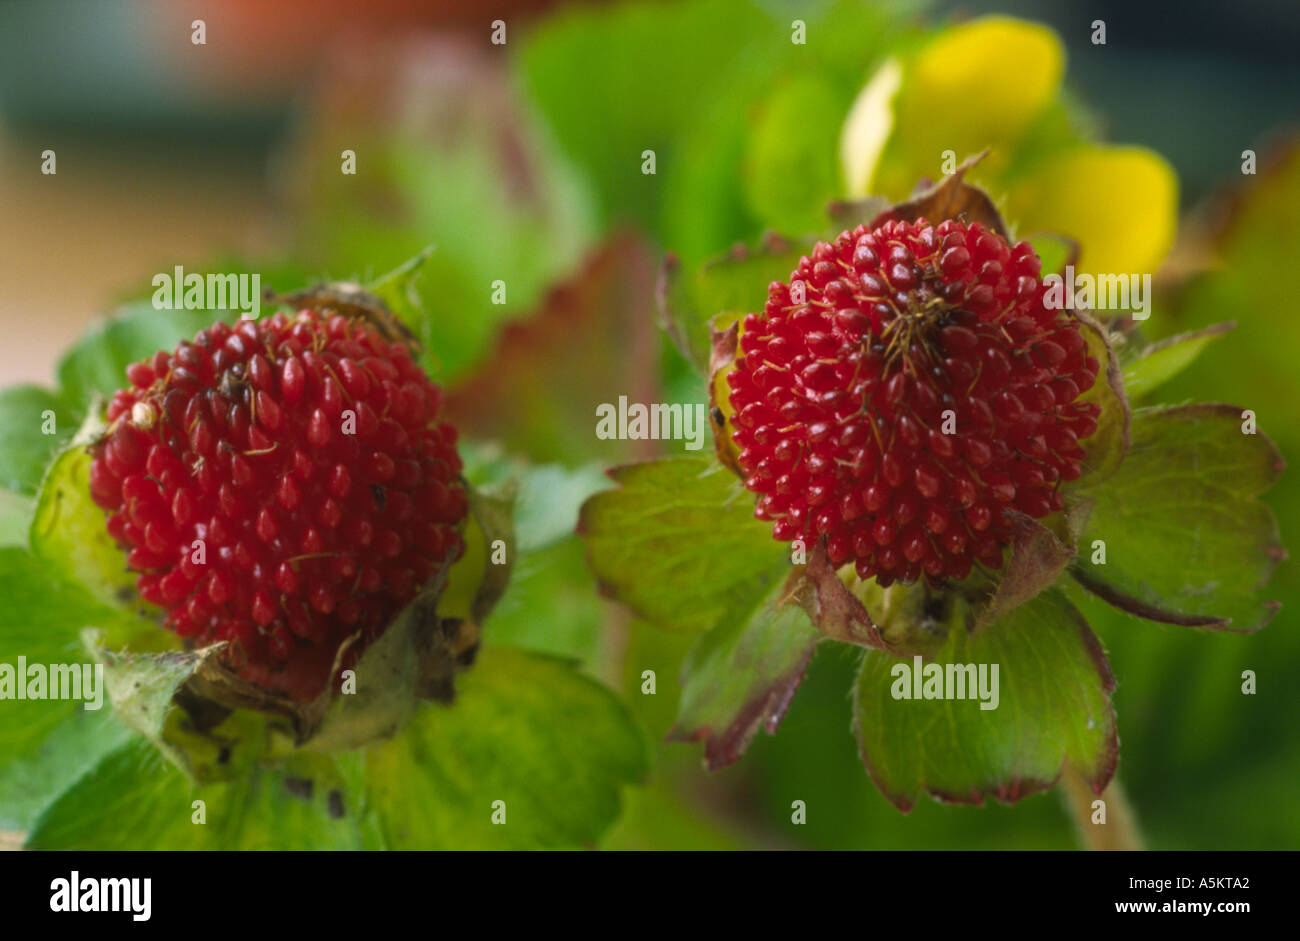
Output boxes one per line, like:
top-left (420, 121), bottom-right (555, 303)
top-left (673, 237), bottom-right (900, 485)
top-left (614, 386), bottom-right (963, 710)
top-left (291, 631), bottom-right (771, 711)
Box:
top-left (667, 576), bottom-right (821, 770)
top-left (852, 588), bottom-right (1116, 811)
top-left (1068, 403), bottom-right (1284, 631)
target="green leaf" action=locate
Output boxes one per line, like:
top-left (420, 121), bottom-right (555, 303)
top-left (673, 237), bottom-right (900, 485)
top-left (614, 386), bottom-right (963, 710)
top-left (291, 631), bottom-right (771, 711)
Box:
top-left (0, 548), bottom-right (146, 829)
top-left (55, 303), bottom-right (220, 412)
top-left (443, 237), bottom-right (659, 466)
top-left (668, 574), bottom-right (821, 770)
top-left (25, 738), bottom-right (192, 849)
top-left (1068, 403), bottom-right (1284, 631)
top-left (523, 0), bottom-right (910, 252)
top-left (742, 74), bottom-right (848, 234)
top-left (0, 488), bottom-right (32, 548)
top-left (363, 646), bottom-right (647, 849)
top-left (513, 463), bottom-right (612, 553)
top-left (0, 708), bottom-right (132, 833)
top-left (579, 457), bottom-right (787, 633)
top-left (519, 0), bottom-right (778, 234)
top-left (661, 86), bottom-right (759, 269)
top-left (1157, 143), bottom-right (1300, 459)
top-left (852, 588), bottom-right (1116, 811)
top-left (0, 385), bottom-right (73, 495)
top-left (457, 451), bottom-right (611, 552)
top-left (659, 234), bottom-right (812, 374)
top-left (289, 61), bottom-right (595, 385)
top-left (25, 735), bottom-right (367, 850)
top-left (1122, 323), bottom-right (1234, 401)
top-left (485, 537), bottom-right (607, 663)
top-left (25, 648), bottom-right (647, 850)
top-left (30, 415), bottom-right (139, 610)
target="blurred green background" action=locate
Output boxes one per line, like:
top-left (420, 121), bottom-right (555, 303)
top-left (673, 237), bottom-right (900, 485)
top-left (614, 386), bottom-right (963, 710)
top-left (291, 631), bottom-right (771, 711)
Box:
top-left (0, 0), bottom-right (1295, 849)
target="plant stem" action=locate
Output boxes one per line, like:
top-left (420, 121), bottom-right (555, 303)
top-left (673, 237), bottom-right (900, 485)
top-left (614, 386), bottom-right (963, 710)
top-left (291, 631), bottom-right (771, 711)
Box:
top-left (1059, 765), bottom-right (1144, 851)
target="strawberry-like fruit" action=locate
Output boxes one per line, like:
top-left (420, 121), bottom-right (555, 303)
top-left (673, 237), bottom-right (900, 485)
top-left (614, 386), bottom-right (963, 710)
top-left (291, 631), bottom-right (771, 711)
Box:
top-left (727, 218), bottom-right (1101, 587)
top-left (88, 309), bottom-right (467, 701)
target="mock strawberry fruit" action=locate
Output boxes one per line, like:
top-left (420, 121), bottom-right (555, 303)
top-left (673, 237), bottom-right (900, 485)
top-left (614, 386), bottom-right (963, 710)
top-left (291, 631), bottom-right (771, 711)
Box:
top-left (727, 218), bottom-right (1100, 587)
top-left (88, 309), bottom-right (467, 701)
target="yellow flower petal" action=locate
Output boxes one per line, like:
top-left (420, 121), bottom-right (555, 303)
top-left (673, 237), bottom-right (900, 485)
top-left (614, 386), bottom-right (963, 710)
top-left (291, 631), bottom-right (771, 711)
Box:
top-left (857, 16), bottom-right (1065, 199)
top-left (1005, 145), bottom-right (1179, 277)
top-left (840, 57), bottom-right (903, 197)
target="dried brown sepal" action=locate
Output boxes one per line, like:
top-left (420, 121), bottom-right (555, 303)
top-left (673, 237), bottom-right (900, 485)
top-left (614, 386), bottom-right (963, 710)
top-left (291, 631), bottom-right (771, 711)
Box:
top-left (264, 281), bottom-right (420, 351)
top-left (974, 510), bottom-right (1076, 631)
top-left (868, 150), bottom-right (1010, 239)
top-left (826, 195), bottom-right (893, 230)
top-left (177, 549), bottom-right (483, 750)
top-left (788, 538), bottom-right (885, 649)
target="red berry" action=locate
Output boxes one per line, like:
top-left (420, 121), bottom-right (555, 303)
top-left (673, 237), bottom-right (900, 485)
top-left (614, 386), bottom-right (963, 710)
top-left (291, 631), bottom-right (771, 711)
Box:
top-left (727, 219), bottom-right (1099, 587)
top-left (88, 309), bottom-right (467, 701)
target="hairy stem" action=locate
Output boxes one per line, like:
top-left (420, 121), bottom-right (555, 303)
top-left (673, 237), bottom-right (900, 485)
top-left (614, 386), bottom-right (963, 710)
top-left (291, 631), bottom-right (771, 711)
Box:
top-left (1059, 765), bottom-right (1144, 851)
